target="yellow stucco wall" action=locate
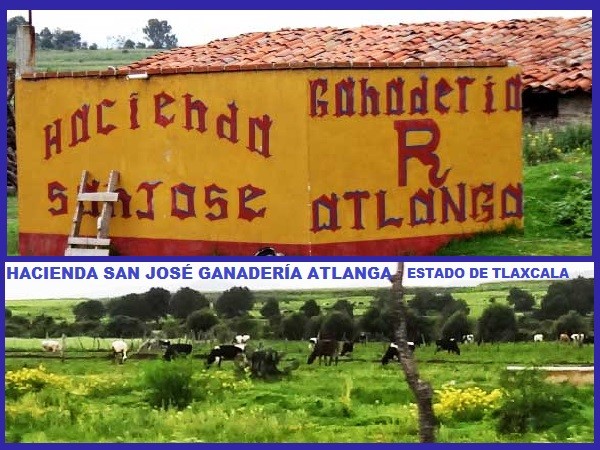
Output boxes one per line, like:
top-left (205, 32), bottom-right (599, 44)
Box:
top-left (16, 66), bottom-right (522, 254)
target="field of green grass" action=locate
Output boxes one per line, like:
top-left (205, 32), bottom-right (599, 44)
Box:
top-left (8, 48), bottom-right (162, 72)
top-left (4, 340), bottom-right (594, 442)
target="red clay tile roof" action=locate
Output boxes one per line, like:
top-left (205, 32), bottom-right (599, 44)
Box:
top-left (123, 17), bottom-right (591, 93)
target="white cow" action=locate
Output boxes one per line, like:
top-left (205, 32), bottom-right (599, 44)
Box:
top-left (41, 339), bottom-right (62, 352)
top-left (111, 340), bottom-right (128, 363)
top-left (462, 334), bottom-right (475, 344)
top-left (533, 333), bottom-right (544, 342)
top-left (234, 334), bottom-right (250, 345)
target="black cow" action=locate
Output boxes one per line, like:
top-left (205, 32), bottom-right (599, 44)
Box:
top-left (207, 344), bottom-right (246, 367)
top-left (163, 343), bottom-right (193, 361)
top-left (307, 339), bottom-right (339, 366)
top-left (340, 341), bottom-right (354, 357)
top-left (357, 332), bottom-right (368, 345)
top-left (381, 342), bottom-right (415, 365)
top-left (583, 335), bottom-right (594, 345)
top-left (435, 338), bottom-right (460, 355)
top-left (254, 247), bottom-right (284, 256)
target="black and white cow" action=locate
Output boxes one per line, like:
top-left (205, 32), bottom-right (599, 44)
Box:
top-left (254, 247), bottom-right (284, 256)
top-left (583, 335), bottom-right (594, 345)
top-left (340, 341), bottom-right (354, 357)
top-left (435, 338), bottom-right (460, 355)
top-left (163, 343), bottom-right (193, 361)
top-left (307, 339), bottom-right (339, 366)
top-left (357, 332), bottom-right (368, 345)
top-left (381, 342), bottom-right (415, 365)
top-left (206, 344), bottom-right (246, 367)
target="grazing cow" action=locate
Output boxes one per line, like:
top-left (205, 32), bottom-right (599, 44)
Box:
top-left (435, 338), bottom-right (460, 355)
top-left (254, 247), bottom-right (284, 256)
top-left (340, 341), bottom-right (354, 357)
top-left (559, 333), bottom-right (570, 342)
top-left (571, 333), bottom-right (585, 343)
top-left (533, 333), bottom-right (544, 343)
top-left (234, 334), bottom-right (251, 345)
top-left (583, 335), bottom-right (594, 345)
top-left (163, 343), bottom-right (193, 361)
top-left (462, 334), bottom-right (475, 344)
top-left (308, 337), bottom-right (318, 350)
top-left (41, 339), bottom-right (62, 353)
top-left (357, 332), bottom-right (368, 345)
top-left (111, 340), bottom-right (128, 364)
top-left (207, 344), bottom-right (245, 367)
top-left (381, 342), bottom-right (415, 365)
top-left (307, 339), bottom-right (339, 366)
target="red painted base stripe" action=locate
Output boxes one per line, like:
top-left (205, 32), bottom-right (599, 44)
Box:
top-left (19, 232), bottom-right (459, 256)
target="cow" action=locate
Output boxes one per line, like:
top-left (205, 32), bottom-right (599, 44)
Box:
top-left (571, 333), bottom-right (585, 343)
top-left (340, 341), bottom-right (354, 357)
top-left (559, 333), bottom-right (570, 342)
top-left (435, 338), bottom-right (460, 355)
top-left (307, 339), bottom-right (339, 366)
top-left (462, 334), bottom-right (475, 344)
top-left (308, 337), bottom-right (318, 350)
top-left (381, 342), bottom-right (415, 365)
top-left (41, 339), bottom-right (62, 353)
top-left (254, 247), bottom-right (284, 256)
top-left (583, 335), bottom-right (594, 345)
top-left (234, 334), bottom-right (251, 345)
top-left (206, 344), bottom-right (246, 367)
top-left (111, 340), bottom-right (128, 364)
top-left (357, 332), bottom-right (368, 345)
top-left (163, 343), bottom-right (193, 361)
top-left (533, 333), bottom-right (544, 342)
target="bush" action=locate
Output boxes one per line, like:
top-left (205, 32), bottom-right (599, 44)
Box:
top-left (550, 184), bottom-right (592, 238)
top-left (494, 369), bottom-right (577, 435)
top-left (522, 124), bottom-right (592, 166)
top-left (434, 384), bottom-right (503, 422)
top-left (141, 360), bottom-right (195, 410)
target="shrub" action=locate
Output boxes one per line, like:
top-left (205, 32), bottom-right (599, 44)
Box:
top-left (434, 384), bottom-right (503, 422)
top-left (550, 184), bottom-right (592, 238)
top-left (141, 360), bottom-right (195, 410)
top-left (522, 124), bottom-right (592, 166)
top-left (5, 365), bottom-right (69, 400)
top-left (494, 369), bottom-right (577, 435)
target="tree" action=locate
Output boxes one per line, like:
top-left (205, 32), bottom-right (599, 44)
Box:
top-left (281, 313), bottom-right (307, 340)
top-left (107, 293), bottom-right (148, 320)
top-left (143, 287), bottom-right (171, 322)
top-left (299, 299), bottom-right (320, 317)
top-left (186, 309), bottom-right (219, 334)
top-left (5, 308), bottom-right (12, 319)
top-left (320, 311), bottom-right (354, 340)
top-left (260, 298), bottom-right (280, 319)
top-left (123, 39), bottom-right (136, 49)
top-left (553, 310), bottom-right (587, 336)
top-left (440, 311), bottom-right (471, 341)
top-left (143, 19), bottom-right (178, 49)
top-left (105, 315), bottom-right (147, 338)
top-left (38, 27), bottom-right (54, 49)
top-left (89, 43), bottom-right (98, 50)
top-left (477, 304), bottom-right (517, 343)
top-left (73, 300), bottom-right (105, 321)
top-left (135, 41), bottom-right (146, 49)
top-left (215, 287), bottom-right (254, 318)
top-left (390, 263), bottom-right (437, 442)
top-left (507, 287), bottom-right (536, 312)
top-left (169, 287), bottom-right (210, 320)
top-left (539, 277), bottom-right (594, 319)
top-left (331, 299), bottom-right (354, 317)
top-left (52, 29), bottom-right (82, 50)
top-left (7, 16), bottom-right (27, 36)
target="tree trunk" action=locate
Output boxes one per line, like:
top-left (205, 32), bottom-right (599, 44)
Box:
top-left (390, 262), bottom-right (437, 443)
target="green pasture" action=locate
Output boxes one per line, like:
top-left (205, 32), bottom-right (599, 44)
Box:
top-left (4, 340), bottom-right (594, 442)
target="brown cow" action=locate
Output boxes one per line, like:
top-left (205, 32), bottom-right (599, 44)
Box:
top-left (307, 339), bottom-right (339, 366)
top-left (559, 333), bottom-right (570, 342)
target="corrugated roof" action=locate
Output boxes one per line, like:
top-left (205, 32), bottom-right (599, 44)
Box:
top-left (124, 16), bottom-right (591, 93)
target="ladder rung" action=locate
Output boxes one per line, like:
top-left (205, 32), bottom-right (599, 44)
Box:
top-left (77, 192), bottom-right (119, 202)
top-left (67, 237), bottom-right (111, 246)
top-left (65, 248), bottom-right (110, 256)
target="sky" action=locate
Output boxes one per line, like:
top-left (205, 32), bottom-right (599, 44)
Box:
top-left (4, 261), bottom-right (594, 300)
top-left (6, 10), bottom-right (592, 49)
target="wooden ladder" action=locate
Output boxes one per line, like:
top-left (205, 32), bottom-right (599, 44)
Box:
top-left (65, 170), bottom-right (120, 256)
